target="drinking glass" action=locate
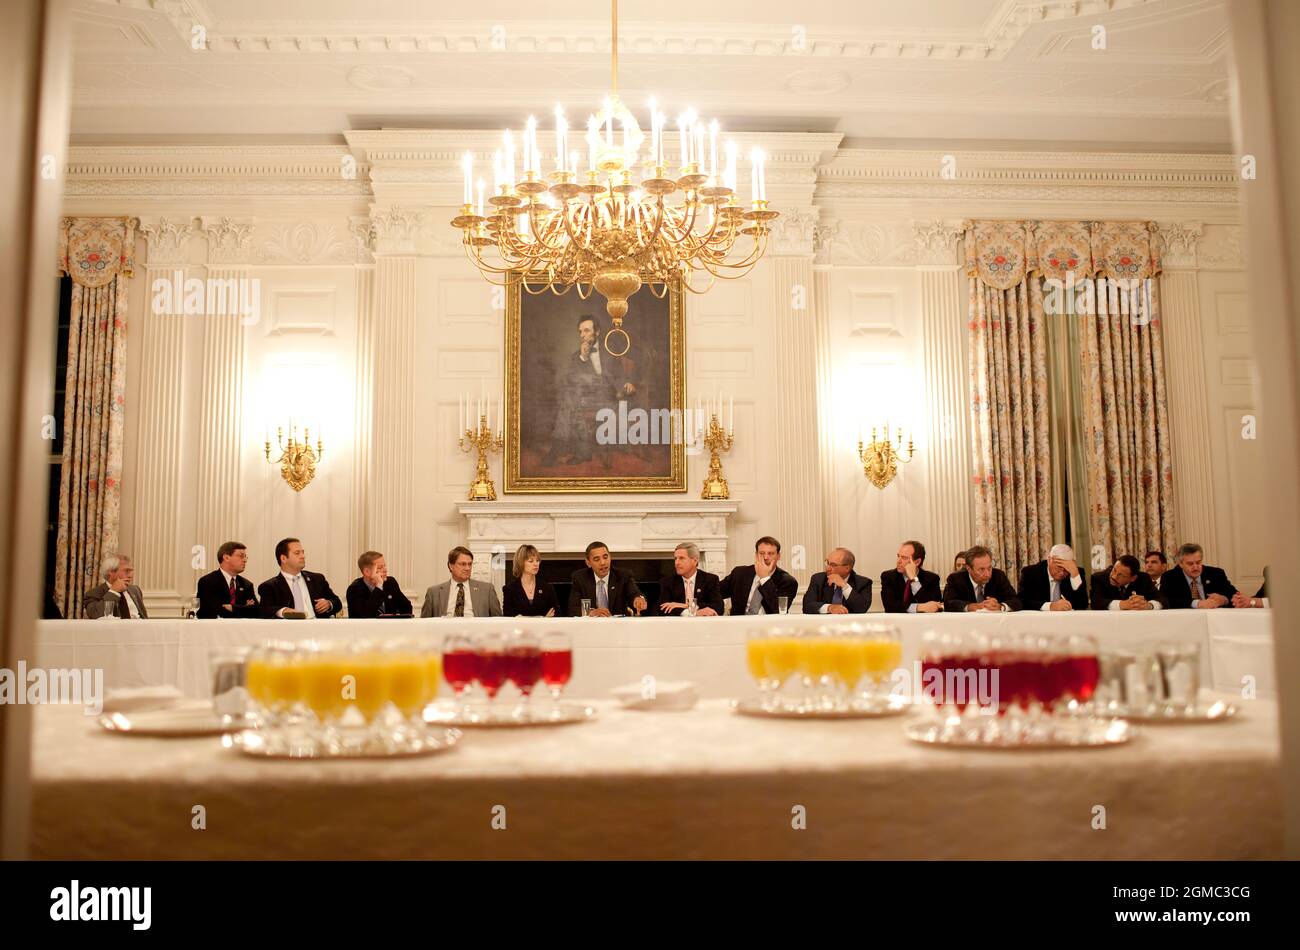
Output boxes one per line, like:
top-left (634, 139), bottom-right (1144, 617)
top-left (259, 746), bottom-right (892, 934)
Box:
top-left (777, 595), bottom-right (789, 614)
top-left (475, 631), bottom-right (509, 720)
top-left (746, 629), bottom-right (781, 710)
top-left (857, 622), bottom-right (902, 709)
top-left (920, 629), bottom-right (965, 716)
top-left (183, 596), bottom-right (201, 619)
top-left (830, 627), bottom-right (866, 710)
top-left (581, 598), bottom-right (592, 617)
top-left (686, 595), bottom-right (698, 617)
top-left (1147, 640), bottom-right (1201, 715)
top-left (763, 627), bottom-right (799, 710)
top-left (442, 631), bottom-right (478, 716)
top-left (540, 629), bottom-right (573, 715)
top-left (1060, 634), bottom-right (1100, 713)
top-left (506, 629), bottom-right (542, 720)
top-left (1096, 650), bottom-right (1138, 714)
top-left (209, 647), bottom-right (248, 722)
top-left (799, 626), bottom-right (838, 710)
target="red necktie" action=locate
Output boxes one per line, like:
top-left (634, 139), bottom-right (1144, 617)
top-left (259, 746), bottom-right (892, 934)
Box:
top-left (229, 579), bottom-right (237, 605)
top-left (902, 576), bottom-right (911, 606)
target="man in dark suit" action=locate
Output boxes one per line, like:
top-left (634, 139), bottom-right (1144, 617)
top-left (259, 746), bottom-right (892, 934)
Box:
top-left (258, 537), bottom-right (342, 619)
top-left (82, 554), bottom-right (148, 619)
top-left (1144, 550), bottom-right (1170, 594)
top-left (880, 540), bottom-right (943, 613)
top-left (802, 547), bottom-right (873, 614)
top-left (942, 545), bottom-right (1022, 612)
top-left (658, 542), bottom-right (725, 616)
top-left (544, 315), bottom-right (640, 466)
top-left (1018, 543), bottom-right (1090, 612)
top-left (1090, 555), bottom-right (1168, 610)
top-left (1163, 542), bottom-right (1238, 609)
top-left (568, 540), bottom-right (648, 617)
top-left (719, 535), bottom-right (799, 615)
top-left (196, 541), bottom-right (259, 618)
top-left (346, 550), bottom-right (413, 618)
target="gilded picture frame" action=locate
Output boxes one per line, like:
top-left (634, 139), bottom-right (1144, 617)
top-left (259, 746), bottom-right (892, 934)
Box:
top-left (504, 276), bottom-right (686, 493)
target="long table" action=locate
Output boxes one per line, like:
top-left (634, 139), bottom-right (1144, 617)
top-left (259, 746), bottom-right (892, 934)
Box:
top-left (35, 611), bottom-right (1277, 701)
top-left (28, 695), bottom-right (1282, 859)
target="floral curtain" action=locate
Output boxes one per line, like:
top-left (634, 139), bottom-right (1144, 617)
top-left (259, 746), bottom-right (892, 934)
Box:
top-left (54, 216), bottom-right (135, 618)
top-left (963, 219), bottom-right (1176, 577)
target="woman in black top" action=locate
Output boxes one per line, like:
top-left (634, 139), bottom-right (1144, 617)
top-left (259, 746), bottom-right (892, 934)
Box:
top-left (502, 543), bottom-right (558, 617)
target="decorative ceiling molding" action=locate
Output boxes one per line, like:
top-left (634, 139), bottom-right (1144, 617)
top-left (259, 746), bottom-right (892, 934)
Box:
top-left (1154, 220), bottom-right (1204, 268)
top-left (913, 221), bottom-right (967, 266)
top-left (89, 0), bottom-right (1176, 63)
top-left (199, 215), bottom-right (256, 265)
top-left (64, 145), bottom-right (371, 201)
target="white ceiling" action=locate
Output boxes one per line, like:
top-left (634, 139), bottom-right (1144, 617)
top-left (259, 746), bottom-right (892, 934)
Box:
top-left (70, 0), bottom-right (1233, 150)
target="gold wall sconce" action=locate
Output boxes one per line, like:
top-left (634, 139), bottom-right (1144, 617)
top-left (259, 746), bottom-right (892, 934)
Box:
top-left (858, 427), bottom-right (914, 489)
top-left (266, 424), bottom-right (323, 492)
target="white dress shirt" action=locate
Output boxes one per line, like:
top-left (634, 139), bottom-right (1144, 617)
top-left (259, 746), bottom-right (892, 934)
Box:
top-left (1039, 568), bottom-right (1084, 610)
top-left (746, 574), bottom-right (771, 614)
top-left (280, 570), bottom-right (315, 618)
top-left (108, 587), bottom-right (141, 618)
top-left (445, 580), bottom-right (475, 617)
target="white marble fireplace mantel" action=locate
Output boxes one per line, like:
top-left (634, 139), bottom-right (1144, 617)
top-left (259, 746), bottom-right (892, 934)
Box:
top-left (457, 498), bottom-right (739, 589)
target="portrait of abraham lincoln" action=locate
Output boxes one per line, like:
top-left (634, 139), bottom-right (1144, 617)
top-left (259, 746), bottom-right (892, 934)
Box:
top-left (504, 278), bottom-right (685, 493)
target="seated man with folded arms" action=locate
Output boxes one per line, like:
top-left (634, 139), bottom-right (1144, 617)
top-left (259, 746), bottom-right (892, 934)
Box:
top-left (1018, 543), bottom-right (1089, 612)
top-left (803, 548), bottom-right (873, 614)
top-left (1163, 542), bottom-right (1239, 609)
top-left (879, 540), bottom-right (942, 613)
top-left (719, 536), bottom-right (799, 615)
top-left (942, 545), bottom-right (1022, 612)
top-left (346, 550), bottom-right (413, 618)
top-left (258, 537), bottom-right (342, 619)
top-left (196, 541), bottom-right (259, 618)
top-left (1090, 555), bottom-right (1167, 610)
top-left (83, 553), bottom-right (148, 619)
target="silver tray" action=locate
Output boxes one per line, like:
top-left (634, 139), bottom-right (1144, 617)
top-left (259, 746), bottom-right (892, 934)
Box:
top-left (1122, 699), bottom-right (1237, 724)
top-left (732, 694), bottom-right (910, 719)
top-left (423, 702), bottom-right (597, 727)
top-left (227, 725), bottom-right (461, 759)
top-left (904, 714), bottom-right (1134, 749)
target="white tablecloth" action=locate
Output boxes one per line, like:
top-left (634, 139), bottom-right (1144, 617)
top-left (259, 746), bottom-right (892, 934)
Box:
top-left (28, 696), bottom-right (1282, 859)
top-left (35, 611), bottom-right (1275, 701)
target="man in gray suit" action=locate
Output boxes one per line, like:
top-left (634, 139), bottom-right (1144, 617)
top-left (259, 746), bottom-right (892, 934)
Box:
top-left (421, 546), bottom-right (502, 618)
top-left (82, 553), bottom-right (148, 619)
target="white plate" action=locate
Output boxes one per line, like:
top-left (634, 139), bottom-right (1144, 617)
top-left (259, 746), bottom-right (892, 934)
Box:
top-left (423, 702), bottom-right (597, 727)
top-left (229, 725), bottom-right (461, 759)
top-left (732, 694), bottom-right (910, 719)
top-left (97, 706), bottom-right (247, 737)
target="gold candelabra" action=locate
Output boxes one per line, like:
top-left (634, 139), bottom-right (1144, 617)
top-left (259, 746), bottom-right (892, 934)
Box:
top-left (460, 414), bottom-right (504, 501)
top-left (265, 425), bottom-right (323, 493)
top-left (699, 413), bottom-right (735, 500)
top-left (858, 427), bottom-right (914, 489)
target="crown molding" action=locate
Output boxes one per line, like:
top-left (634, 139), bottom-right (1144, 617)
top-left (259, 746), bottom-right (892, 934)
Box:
top-left (91, 0), bottom-right (1177, 64)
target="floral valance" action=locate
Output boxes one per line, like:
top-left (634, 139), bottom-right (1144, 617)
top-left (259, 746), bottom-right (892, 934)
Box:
top-left (963, 220), bottom-right (1162, 290)
top-left (58, 216), bottom-right (138, 288)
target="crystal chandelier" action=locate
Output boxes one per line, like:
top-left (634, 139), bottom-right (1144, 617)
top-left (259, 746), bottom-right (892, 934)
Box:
top-left (450, 0), bottom-right (778, 356)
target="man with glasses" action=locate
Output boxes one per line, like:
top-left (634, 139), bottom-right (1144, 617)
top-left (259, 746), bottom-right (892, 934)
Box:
top-left (802, 547), bottom-right (872, 614)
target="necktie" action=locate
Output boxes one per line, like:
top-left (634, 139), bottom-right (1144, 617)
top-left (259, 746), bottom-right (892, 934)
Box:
top-left (292, 575), bottom-right (309, 613)
top-left (747, 579), bottom-right (764, 615)
top-left (229, 578), bottom-right (237, 606)
top-left (1194, 577), bottom-right (1205, 601)
top-left (597, 578), bottom-right (609, 610)
top-left (975, 583), bottom-right (984, 602)
top-left (831, 583), bottom-right (843, 605)
top-left (454, 583), bottom-right (466, 617)
top-left (685, 576), bottom-right (695, 608)
top-left (902, 576), bottom-right (912, 606)
top-left (117, 592), bottom-right (130, 618)
top-left (1050, 580), bottom-right (1061, 603)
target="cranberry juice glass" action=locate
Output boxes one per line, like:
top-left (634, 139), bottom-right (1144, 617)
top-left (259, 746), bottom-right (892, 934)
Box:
top-left (442, 632), bottom-right (479, 715)
top-left (475, 632), bottom-right (508, 717)
top-left (540, 629), bottom-right (573, 713)
top-left (1063, 634), bottom-right (1101, 711)
top-left (506, 629), bottom-right (542, 719)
